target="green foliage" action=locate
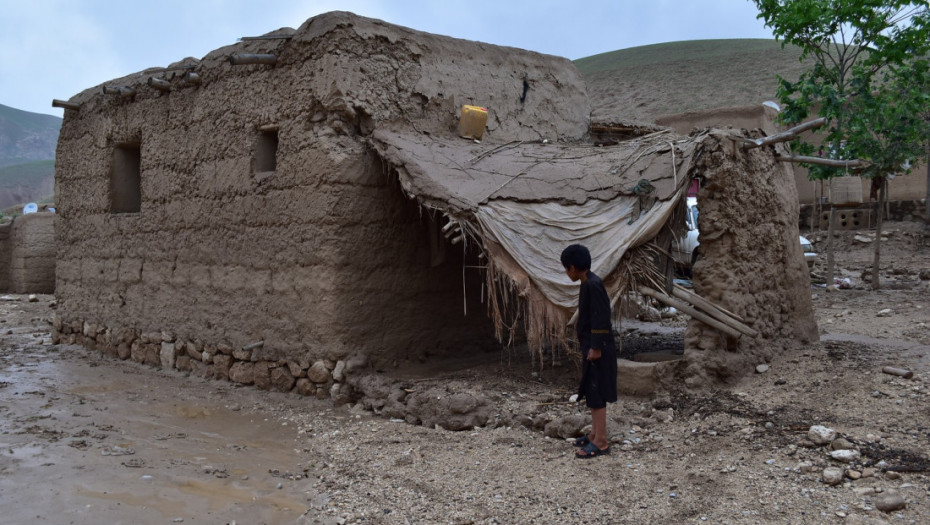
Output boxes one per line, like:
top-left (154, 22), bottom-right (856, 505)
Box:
top-left (751, 0), bottom-right (930, 180)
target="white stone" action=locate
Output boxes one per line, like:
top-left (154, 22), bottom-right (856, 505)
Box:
top-left (808, 425), bottom-right (837, 445)
top-left (756, 364), bottom-right (770, 374)
top-left (822, 467), bottom-right (844, 485)
top-left (160, 342), bottom-right (177, 369)
top-left (829, 449), bottom-right (860, 463)
top-left (332, 360), bottom-right (346, 382)
top-left (877, 308), bottom-right (894, 317)
top-left (27, 294), bottom-right (38, 302)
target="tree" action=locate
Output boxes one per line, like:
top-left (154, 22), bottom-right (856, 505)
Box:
top-left (846, 59), bottom-right (930, 287)
top-left (751, 0), bottom-right (930, 288)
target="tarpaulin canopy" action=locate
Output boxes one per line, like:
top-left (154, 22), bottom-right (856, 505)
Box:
top-left (369, 127), bottom-right (703, 345)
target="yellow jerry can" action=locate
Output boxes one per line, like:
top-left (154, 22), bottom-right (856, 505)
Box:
top-left (459, 105), bottom-right (488, 140)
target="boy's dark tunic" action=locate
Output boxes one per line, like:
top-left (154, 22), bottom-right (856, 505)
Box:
top-left (576, 271), bottom-right (618, 408)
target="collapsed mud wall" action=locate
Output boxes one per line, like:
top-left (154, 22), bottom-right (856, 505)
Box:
top-left (0, 222), bottom-right (10, 291)
top-left (676, 132), bottom-right (818, 386)
top-left (0, 213), bottom-right (56, 293)
top-left (53, 11), bottom-right (587, 398)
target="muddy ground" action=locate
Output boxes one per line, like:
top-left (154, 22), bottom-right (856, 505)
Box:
top-left (1, 222), bottom-right (929, 525)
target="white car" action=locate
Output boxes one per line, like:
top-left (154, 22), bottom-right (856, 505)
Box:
top-left (673, 197), bottom-right (816, 269)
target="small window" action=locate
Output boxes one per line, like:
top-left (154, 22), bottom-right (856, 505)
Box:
top-left (254, 129), bottom-right (278, 173)
top-left (111, 144), bottom-right (141, 213)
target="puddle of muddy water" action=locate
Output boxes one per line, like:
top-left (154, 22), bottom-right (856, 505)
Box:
top-left (0, 342), bottom-right (323, 524)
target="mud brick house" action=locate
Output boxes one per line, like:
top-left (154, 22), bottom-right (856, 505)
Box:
top-left (52, 12), bottom-right (815, 398)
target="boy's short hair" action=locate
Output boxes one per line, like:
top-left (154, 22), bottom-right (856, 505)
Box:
top-left (561, 244), bottom-right (591, 271)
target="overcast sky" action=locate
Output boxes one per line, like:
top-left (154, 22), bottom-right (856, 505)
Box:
top-left (0, 0), bottom-right (776, 117)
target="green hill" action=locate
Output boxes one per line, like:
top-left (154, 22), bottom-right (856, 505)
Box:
top-left (0, 103), bottom-right (61, 167)
top-left (575, 39), bottom-right (814, 123)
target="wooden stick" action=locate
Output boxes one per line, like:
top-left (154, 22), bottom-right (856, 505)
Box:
top-left (229, 53), bottom-right (277, 65)
top-left (239, 35), bottom-right (294, 41)
top-left (51, 99), bottom-right (79, 110)
top-left (242, 341), bottom-right (264, 352)
top-left (670, 286), bottom-right (758, 337)
top-left (673, 284), bottom-right (746, 323)
top-left (257, 124), bottom-right (278, 132)
top-left (775, 154), bottom-right (868, 168)
top-left (640, 286), bottom-right (743, 339)
top-left (741, 117), bottom-right (827, 150)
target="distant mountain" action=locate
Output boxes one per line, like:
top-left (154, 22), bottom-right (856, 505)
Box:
top-left (575, 39), bottom-right (813, 123)
top-left (0, 160), bottom-right (55, 211)
top-left (0, 103), bottom-right (61, 167)
top-left (0, 104), bottom-right (60, 209)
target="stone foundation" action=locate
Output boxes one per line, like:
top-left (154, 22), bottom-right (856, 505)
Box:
top-left (51, 316), bottom-right (367, 402)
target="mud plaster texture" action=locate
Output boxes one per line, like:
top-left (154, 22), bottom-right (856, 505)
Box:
top-left (0, 212), bottom-right (56, 293)
top-left (53, 10), bottom-right (590, 393)
top-left (672, 132), bottom-right (818, 387)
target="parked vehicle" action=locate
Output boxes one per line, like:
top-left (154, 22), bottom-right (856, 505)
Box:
top-left (672, 197), bottom-right (817, 269)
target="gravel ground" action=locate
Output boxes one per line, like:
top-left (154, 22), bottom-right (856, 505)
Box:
top-left (1, 223), bottom-right (928, 524)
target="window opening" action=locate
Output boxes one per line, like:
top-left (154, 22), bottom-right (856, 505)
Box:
top-left (111, 144), bottom-right (141, 213)
top-left (254, 129), bottom-right (278, 173)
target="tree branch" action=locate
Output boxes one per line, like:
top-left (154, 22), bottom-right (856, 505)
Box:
top-left (775, 154), bottom-right (870, 168)
top-left (741, 117), bottom-right (828, 150)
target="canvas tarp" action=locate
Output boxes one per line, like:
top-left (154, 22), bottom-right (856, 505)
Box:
top-left (369, 127), bottom-right (700, 314)
top-left (475, 197), bottom-right (679, 310)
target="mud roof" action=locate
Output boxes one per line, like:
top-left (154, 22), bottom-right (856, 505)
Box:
top-left (369, 127), bottom-right (698, 215)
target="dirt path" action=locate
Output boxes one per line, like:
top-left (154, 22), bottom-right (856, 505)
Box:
top-left (2, 227), bottom-right (929, 524)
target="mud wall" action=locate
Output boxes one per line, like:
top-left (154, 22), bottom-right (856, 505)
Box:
top-left (0, 222), bottom-right (10, 291)
top-left (795, 163), bottom-right (927, 205)
top-left (52, 11), bottom-right (586, 394)
top-left (0, 213), bottom-right (56, 293)
top-left (677, 133), bottom-right (818, 386)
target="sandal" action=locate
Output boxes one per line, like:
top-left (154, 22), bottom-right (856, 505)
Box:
top-left (573, 436), bottom-right (591, 448)
top-left (575, 442), bottom-right (611, 459)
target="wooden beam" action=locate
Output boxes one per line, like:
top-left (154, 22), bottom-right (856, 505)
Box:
top-left (51, 99), bottom-right (80, 111)
top-left (182, 71), bottom-right (202, 85)
top-left (240, 35), bottom-right (293, 41)
top-left (147, 77), bottom-right (171, 91)
top-left (229, 53), bottom-right (277, 65)
top-left (775, 154), bottom-right (869, 169)
top-left (741, 117), bottom-right (828, 150)
top-left (102, 86), bottom-right (135, 97)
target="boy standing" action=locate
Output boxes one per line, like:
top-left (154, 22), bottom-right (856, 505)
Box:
top-left (561, 244), bottom-right (618, 459)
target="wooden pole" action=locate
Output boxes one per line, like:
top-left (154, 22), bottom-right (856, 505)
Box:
top-left (51, 99), bottom-right (80, 111)
top-left (871, 177), bottom-right (886, 290)
top-left (640, 286), bottom-right (743, 339)
top-left (775, 154), bottom-right (868, 169)
top-left (741, 117), bottom-right (827, 150)
top-left (147, 77), bottom-right (171, 91)
top-left (229, 54), bottom-right (277, 65)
